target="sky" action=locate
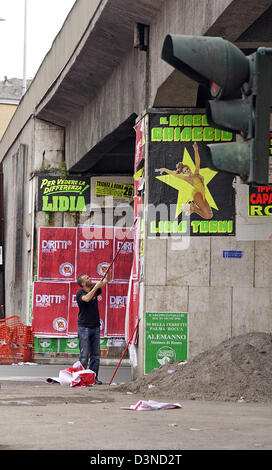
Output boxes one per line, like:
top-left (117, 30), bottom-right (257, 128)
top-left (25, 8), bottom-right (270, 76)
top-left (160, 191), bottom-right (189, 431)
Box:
top-left (0, 0), bottom-right (77, 81)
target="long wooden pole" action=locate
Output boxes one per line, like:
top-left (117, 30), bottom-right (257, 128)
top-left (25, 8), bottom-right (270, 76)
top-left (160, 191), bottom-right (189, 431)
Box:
top-left (101, 220), bottom-right (137, 281)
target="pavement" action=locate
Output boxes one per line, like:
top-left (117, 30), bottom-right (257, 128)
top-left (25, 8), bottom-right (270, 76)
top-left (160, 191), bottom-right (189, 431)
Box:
top-left (0, 362), bottom-right (131, 384)
top-left (0, 363), bottom-right (272, 457)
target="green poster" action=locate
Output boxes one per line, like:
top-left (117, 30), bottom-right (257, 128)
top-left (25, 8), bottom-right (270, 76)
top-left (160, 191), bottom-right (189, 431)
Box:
top-left (145, 312), bottom-right (188, 374)
top-left (100, 338), bottom-right (108, 350)
top-left (34, 337), bottom-right (58, 353)
top-left (59, 338), bottom-right (108, 354)
top-left (37, 176), bottom-right (90, 212)
top-left (59, 338), bottom-right (80, 354)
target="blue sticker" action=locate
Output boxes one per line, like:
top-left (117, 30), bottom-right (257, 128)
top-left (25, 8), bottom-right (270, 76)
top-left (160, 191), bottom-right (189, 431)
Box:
top-left (223, 250), bottom-right (243, 258)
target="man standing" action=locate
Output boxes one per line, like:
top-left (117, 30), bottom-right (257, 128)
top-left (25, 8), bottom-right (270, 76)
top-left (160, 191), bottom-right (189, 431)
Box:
top-left (76, 272), bottom-right (110, 384)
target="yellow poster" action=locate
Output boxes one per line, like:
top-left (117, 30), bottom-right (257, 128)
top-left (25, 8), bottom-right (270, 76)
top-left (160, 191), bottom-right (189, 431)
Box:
top-left (95, 181), bottom-right (134, 199)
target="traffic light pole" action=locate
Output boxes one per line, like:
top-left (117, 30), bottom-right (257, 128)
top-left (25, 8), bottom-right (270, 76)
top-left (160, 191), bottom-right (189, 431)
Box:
top-left (250, 48), bottom-right (272, 184)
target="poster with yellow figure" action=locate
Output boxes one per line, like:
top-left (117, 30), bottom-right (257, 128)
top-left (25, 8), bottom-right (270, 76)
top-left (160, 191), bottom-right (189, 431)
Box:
top-left (148, 110), bottom-right (236, 237)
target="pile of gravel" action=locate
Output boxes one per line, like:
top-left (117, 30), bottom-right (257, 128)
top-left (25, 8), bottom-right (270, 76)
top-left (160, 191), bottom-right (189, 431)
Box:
top-left (116, 332), bottom-right (272, 402)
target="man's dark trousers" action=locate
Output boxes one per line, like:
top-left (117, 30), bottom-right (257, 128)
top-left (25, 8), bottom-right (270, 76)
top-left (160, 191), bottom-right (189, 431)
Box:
top-left (78, 326), bottom-right (100, 377)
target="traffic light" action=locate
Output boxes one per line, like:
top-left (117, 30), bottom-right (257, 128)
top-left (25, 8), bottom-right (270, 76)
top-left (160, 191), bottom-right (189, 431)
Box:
top-left (161, 35), bottom-right (272, 184)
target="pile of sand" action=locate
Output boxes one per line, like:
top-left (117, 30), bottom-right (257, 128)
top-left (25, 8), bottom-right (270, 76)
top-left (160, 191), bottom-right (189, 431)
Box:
top-left (116, 332), bottom-right (272, 402)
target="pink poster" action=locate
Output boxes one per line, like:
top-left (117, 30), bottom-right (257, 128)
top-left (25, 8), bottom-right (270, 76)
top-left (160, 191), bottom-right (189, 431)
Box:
top-left (97, 286), bottom-right (107, 338)
top-left (38, 227), bottom-right (76, 281)
top-left (67, 282), bottom-right (79, 336)
top-left (134, 119), bottom-right (145, 219)
top-left (32, 282), bottom-right (69, 336)
top-left (134, 119), bottom-right (144, 176)
top-left (67, 281), bottom-right (107, 337)
top-left (76, 226), bottom-right (114, 280)
top-left (113, 227), bottom-right (134, 281)
top-left (125, 219), bottom-right (140, 342)
top-left (106, 282), bottom-right (129, 337)
top-left (34, 226), bottom-right (134, 338)
top-left (127, 279), bottom-right (139, 343)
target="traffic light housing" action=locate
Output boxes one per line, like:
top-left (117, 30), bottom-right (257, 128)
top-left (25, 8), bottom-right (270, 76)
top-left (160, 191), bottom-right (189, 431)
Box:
top-left (161, 35), bottom-right (272, 184)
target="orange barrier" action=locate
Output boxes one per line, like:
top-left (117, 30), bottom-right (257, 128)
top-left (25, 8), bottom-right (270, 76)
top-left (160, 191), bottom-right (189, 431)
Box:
top-left (0, 316), bottom-right (34, 364)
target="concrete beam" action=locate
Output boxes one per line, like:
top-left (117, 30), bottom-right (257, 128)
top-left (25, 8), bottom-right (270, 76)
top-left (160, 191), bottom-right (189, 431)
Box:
top-left (153, 70), bottom-right (198, 108)
top-left (205, 0), bottom-right (272, 41)
top-left (69, 113), bottom-right (137, 173)
top-left (36, 0), bottom-right (164, 127)
top-left (153, 0), bottom-right (272, 108)
top-left (235, 42), bottom-right (272, 48)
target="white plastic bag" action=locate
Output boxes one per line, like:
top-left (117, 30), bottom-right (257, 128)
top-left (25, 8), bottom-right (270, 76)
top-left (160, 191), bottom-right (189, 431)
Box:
top-left (128, 343), bottom-right (138, 368)
top-left (47, 361), bottom-right (96, 387)
top-left (121, 400), bottom-right (182, 411)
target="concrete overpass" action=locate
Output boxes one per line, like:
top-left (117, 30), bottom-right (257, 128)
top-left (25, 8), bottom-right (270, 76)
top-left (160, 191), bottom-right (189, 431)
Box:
top-left (1, 0), bottom-right (271, 173)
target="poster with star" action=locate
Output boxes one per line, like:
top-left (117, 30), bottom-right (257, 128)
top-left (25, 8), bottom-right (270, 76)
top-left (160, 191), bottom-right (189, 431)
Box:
top-left (148, 110), bottom-right (236, 237)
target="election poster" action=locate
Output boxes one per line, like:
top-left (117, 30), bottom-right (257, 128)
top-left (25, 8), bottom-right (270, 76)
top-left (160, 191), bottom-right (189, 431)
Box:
top-left (97, 287), bottom-right (107, 338)
top-left (38, 227), bottom-right (77, 281)
top-left (269, 130), bottom-right (272, 179)
top-left (148, 110), bottom-right (236, 237)
top-left (32, 282), bottom-right (69, 337)
top-left (112, 227), bottom-right (134, 281)
top-left (125, 218), bottom-right (141, 343)
top-left (34, 337), bottom-right (59, 353)
top-left (38, 226), bottom-right (134, 283)
top-left (106, 282), bottom-right (129, 337)
top-left (94, 180), bottom-right (134, 199)
top-left (58, 338), bottom-right (80, 354)
top-left (66, 282), bottom-right (80, 336)
top-left (134, 118), bottom-right (145, 196)
top-left (38, 176), bottom-right (90, 212)
top-left (248, 184), bottom-right (272, 217)
top-left (247, 130), bottom-right (272, 217)
top-left (35, 226), bottom-right (134, 338)
top-left (145, 312), bottom-right (188, 374)
top-left (76, 225), bottom-right (114, 281)
top-left (123, 117), bottom-right (146, 344)
top-left (33, 280), bottom-right (127, 338)
top-left (125, 278), bottom-right (139, 343)
top-left (34, 337), bottom-right (109, 355)
top-left (133, 118), bottom-right (145, 220)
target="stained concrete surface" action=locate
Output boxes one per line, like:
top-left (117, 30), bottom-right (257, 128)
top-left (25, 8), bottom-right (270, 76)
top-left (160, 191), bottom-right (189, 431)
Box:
top-left (0, 365), bottom-right (272, 451)
top-left (0, 363), bottom-right (131, 384)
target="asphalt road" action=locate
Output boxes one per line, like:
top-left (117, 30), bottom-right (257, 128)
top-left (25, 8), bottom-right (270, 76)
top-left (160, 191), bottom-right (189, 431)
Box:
top-left (0, 364), bottom-right (272, 455)
top-left (0, 363), bottom-right (131, 384)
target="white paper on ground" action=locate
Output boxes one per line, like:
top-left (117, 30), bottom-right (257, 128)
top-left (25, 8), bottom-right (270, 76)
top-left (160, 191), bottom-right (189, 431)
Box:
top-left (121, 400), bottom-right (182, 411)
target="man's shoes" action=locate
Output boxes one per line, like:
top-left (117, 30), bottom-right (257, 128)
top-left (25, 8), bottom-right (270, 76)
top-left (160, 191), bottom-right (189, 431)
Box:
top-left (95, 378), bottom-right (103, 385)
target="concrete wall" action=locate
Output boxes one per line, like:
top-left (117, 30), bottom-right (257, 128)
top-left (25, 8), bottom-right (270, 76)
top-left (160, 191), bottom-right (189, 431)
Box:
top-left (3, 119), bottom-right (34, 320)
top-left (149, 0), bottom-right (233, 106)
top-left (2, 118), bottom-right (65, 321)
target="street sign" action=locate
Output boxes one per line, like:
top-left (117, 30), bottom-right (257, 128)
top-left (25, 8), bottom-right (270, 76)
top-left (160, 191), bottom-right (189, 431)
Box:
top-left (145, 312), bottom-right (188, 374)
